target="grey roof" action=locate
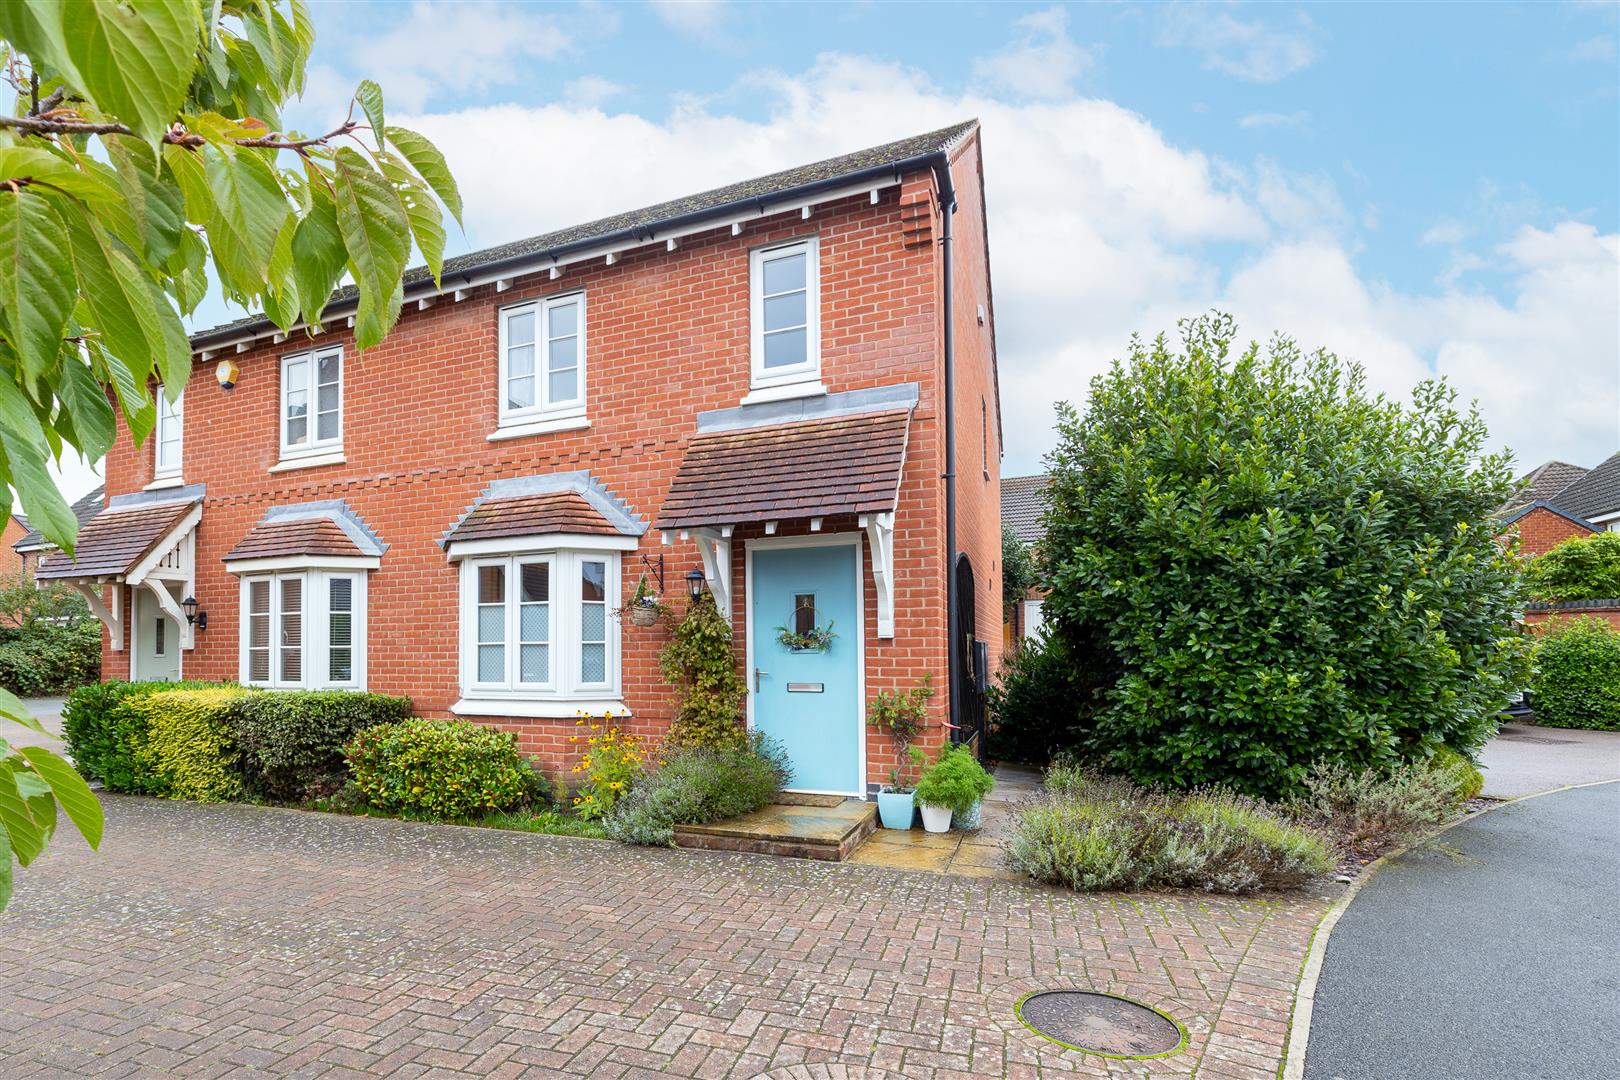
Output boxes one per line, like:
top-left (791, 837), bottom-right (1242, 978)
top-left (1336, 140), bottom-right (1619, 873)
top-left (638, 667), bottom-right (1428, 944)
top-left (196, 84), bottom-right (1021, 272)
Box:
top-left (191, 121), bottom-right (978, 344)
top-left (1501, 460), bottom-right (1590, 514)
top-left (13, 486), bottom-right (104, 553)
top-left (1001, 474), bottom-right (1052, 545)
top-left (1499, 500), bottom-right (1597, 532)
top-left (1545, 451), bottom-right (1620, 521)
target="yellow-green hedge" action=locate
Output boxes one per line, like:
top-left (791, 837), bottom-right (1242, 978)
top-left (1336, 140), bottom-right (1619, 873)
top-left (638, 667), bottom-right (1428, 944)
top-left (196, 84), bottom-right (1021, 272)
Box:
top-left (126, 687), bottom-right (252, 802)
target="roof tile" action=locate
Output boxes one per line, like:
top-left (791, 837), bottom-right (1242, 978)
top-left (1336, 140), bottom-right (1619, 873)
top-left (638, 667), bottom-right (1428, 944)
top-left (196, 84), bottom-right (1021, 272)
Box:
top-left (35, 499), bottom-right (195, 581)
top-left (224, 518), bottom-right (365, 561)
top-left (445, 491), bottom-right (621, 545)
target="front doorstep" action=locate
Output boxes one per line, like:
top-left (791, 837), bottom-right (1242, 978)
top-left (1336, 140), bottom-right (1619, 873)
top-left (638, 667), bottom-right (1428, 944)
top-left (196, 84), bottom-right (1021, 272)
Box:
top-left (673, 798), bottom-right (876, 862)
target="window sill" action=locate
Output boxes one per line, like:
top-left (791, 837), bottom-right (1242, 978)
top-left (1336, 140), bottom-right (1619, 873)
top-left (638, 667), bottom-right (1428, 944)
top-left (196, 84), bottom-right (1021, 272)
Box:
top-left (144, 475), bottom-right (185, 491)
top-left (740, 380), bottom-right (828, 406)
top-left (488, 413), bottom-right (590, 441)
top-left (270, 450), bottom-right (346, 473)
top-left (451, 697), bottom-right (631, 720)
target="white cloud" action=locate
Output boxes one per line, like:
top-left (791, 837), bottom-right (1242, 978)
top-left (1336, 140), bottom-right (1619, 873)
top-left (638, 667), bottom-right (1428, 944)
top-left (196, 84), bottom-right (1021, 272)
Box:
top-left (342, 1), bottom-right (570, 113)
top-left (1156, 5), bottom-right (1321, 83)
top-left (1421, 221), bottom-right (1471, 246)
top-left (972, 8), bottom-right (1095, 100)
top-left (563, 76), bottom-right (627, 110)
top-left (393, 41), bottom-right (1616, 477)
top-left (651, 0), bottom-right (727, 37)
top-left (1570, 35), bottom-right (1616, 63)
top-left (1238, 110), bottom-right (1309, 129)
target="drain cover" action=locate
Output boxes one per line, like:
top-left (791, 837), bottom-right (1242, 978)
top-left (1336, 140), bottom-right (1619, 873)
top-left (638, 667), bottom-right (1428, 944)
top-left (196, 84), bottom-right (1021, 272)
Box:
top-left (1015, 991), bottom-right (1184, 1058)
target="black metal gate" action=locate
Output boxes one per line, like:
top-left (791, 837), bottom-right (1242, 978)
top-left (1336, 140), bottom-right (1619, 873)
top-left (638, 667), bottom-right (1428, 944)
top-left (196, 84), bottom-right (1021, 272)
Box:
top-left (952, 553), bottom-right (986, 752)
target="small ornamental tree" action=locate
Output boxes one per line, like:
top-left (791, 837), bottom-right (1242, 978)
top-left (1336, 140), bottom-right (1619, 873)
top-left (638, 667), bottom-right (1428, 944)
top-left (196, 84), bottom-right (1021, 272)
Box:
top-left (1524, 532), bottom-right (1620, 602)
top-left (1041, 313), bottom-right (1530, 799)
top-left (661, 591), bottom-right (747, 750)
top-left (1001, 524), bottom-right (1037, 611)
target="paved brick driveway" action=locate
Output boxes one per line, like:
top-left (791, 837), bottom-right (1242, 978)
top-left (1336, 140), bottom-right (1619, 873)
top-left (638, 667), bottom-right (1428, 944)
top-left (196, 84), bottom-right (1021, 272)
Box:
top-left (1, 796), bottom-right (1331, 1078)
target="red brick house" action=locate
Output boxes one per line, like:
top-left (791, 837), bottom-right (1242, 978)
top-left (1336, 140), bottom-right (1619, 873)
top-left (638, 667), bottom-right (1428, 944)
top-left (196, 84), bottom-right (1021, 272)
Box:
top-left (38, 122), bottom-right (1003, 797)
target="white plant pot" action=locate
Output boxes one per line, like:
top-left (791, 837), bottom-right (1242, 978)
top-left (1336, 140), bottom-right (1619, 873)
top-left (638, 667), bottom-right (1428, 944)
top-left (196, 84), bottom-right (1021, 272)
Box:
top-left (920, 803), bottom-right (953, 833)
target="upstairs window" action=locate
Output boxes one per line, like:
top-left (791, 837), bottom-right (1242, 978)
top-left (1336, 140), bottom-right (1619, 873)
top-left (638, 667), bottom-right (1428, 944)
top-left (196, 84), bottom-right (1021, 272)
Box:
top-left (499, 293), bottom-right (586, 432)
top-left (154, 385), bottom-right (183, 479)
top-left (281, 346), bottom-right (343, 459)
top-left (749, 237), bottom-right (820, 392)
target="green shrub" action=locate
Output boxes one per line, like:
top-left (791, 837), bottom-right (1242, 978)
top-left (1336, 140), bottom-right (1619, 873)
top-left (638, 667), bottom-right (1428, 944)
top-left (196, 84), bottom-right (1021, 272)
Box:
top-left (0, 618), bottom-right (101, 695)
top-left (986, 631), bottom-right (1112, 764)
top-left (1525, 533), bottom-right (1620, 602)
top-left (660, 591), bottom-right (748, 749)
top-left (1039, 313), bottom-right (1529, 799)
top-left (1008, 767), bottom-right (1333, 893)
top-left (606, 734), bottom-right (790, 846)
top-left (1002, 524), bottom-right (1038, 601)
top-left (1431, 745), bottom-right (1484, 802)
top-left (1529, 617), bottom-right (1620, 730)
top-left (345, 719), bottom-right (531, 818)
top-left (61, 679), bottom-right (216, 791)
top-left (233, 690), bottom-right (412, 800)
top-left (1286, 758), bottom-right (1466, 851)
top-left (127, 687), bottom-right (252, 802)
top-left (913, 744), bottom-right (995, 813)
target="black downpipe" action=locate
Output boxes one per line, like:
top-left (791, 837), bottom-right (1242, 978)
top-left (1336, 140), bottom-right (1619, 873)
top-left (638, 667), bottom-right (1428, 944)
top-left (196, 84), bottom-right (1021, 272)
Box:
top-left (936, 166), bottom-right (961, 743)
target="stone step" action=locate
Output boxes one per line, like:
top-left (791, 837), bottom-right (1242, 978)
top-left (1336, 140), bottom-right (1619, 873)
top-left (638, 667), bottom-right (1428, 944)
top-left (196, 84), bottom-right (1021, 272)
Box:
top-left (673, 799), bottom-right (877, 862)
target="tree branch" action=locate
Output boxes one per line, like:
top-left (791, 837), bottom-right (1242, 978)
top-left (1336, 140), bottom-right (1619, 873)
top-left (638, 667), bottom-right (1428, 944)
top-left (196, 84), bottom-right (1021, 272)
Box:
top-left (0, 113), bottom-right (359, 151)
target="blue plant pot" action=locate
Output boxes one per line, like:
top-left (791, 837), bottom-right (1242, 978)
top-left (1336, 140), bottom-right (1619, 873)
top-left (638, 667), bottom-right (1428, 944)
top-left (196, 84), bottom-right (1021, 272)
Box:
top-left (952, 800), bottom-right (983, 831)
top-left (877, 790), bottom-right (915, 830)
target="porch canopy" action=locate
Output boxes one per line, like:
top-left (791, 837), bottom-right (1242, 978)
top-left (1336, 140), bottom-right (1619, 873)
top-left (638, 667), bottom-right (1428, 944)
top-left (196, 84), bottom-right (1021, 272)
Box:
top-left (440, 471), bottom-right (646, 559)
top-left (655, 387), bottom-right (915, 636)
top-left (35, 488), bottom-right (204, 650)
top-left (223, 500), bottom-right (387, 572)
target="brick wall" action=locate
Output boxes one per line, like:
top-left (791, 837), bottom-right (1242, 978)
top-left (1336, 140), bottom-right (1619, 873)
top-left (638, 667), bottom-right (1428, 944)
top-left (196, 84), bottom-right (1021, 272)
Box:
top-left (1522, 603), bottom-right (1620, 632)
top-left (100, 148), bottom-right (995, 786)
top-left (0, 516), bottom-right (27, 582)
top-left (1506, 506), bottom-right (1595, 556)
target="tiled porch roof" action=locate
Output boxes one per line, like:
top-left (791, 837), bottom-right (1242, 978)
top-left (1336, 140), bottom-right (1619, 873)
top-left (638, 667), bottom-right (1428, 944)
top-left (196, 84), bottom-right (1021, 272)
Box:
top-left (443, 491), bottom-right (623, 545)
top-left (36, 498), bottom-right (196, 581)
top-left (224, 518), bottom-right (365, 561)
top-left (655, 410), bottom-right (910, 530)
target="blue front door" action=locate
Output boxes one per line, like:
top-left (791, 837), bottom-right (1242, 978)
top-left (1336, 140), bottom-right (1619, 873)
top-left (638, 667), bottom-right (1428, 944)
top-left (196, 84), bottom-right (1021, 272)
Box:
top-left (750, 541), bottom-right (862, 795)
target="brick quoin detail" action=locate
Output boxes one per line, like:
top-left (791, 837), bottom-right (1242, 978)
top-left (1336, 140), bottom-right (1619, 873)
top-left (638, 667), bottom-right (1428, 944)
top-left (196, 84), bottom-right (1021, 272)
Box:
top-left (99, 133), bottom-right (1002, 787)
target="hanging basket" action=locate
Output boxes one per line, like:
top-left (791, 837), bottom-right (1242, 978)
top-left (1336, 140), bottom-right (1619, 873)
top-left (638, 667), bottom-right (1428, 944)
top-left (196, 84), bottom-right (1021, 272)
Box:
top-left (627, 604), bottom-right (662, 628)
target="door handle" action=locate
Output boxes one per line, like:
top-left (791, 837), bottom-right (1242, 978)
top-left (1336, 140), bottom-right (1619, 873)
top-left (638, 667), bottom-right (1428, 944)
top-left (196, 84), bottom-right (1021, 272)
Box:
top-left (755, 668), bottom-right (769, 693)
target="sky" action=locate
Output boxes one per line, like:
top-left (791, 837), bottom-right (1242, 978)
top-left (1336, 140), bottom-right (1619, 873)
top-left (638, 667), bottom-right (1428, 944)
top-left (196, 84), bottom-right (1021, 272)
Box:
top-left (39, 0), bottom-right (1620, 507)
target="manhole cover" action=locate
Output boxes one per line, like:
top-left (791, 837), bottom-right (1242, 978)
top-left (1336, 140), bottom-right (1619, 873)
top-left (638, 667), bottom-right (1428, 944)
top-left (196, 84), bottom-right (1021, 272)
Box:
top-left (1015, 990), bottom-right (1185, 1058)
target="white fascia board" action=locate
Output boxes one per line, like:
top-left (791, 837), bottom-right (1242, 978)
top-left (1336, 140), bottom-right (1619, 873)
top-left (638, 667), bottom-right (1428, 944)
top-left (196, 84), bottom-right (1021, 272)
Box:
top-left (191, 178), bottom-right (901, 357)
top-left (225, 554), bottom-right (381, 574)
top-left (444, 533), bottom-right (640, 561)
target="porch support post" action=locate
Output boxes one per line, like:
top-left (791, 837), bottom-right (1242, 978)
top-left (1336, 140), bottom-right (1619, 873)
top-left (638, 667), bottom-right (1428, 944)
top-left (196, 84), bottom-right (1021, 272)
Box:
top-left (861, 512), bottom-right (896, 638)
top-left (74, 583), bottom-right (123, 650)
top-left (690, 528), bottom-right (732, 626)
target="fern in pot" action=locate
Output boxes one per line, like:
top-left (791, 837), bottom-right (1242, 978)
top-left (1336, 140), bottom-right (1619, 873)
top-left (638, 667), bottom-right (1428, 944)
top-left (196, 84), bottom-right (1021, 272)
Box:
top-left (866, 676), bottom-right (932, 829)
top-left (913, 745), bottom-right (995, 833)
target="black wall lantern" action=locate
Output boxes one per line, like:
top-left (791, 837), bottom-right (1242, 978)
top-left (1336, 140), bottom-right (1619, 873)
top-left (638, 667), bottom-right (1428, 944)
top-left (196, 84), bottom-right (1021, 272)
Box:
top-left (182, 595), bottom-right (206, 631)
top-left (685, 568), bottom-right (706, 598)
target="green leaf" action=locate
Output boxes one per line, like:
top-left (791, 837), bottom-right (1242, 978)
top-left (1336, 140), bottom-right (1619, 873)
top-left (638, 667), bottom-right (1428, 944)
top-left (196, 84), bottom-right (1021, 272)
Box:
top-left (57, 349), bottom-right (118, 460)
top-left (202, 145), bottom-right (292, 295)
top-left (0, 759), bottom-right (53, 867)
top-left (166, 228), bottom-right (211, 316)
top-left (0, 687), bottom-right (49, 732)
top-left (18, 746), bottom-right (102, 850)
top-left (290, 185), bottom-right (346, 330)
top-left (0, 146), bottom-right (122, 204)
top-left (0, 378), bottom-right (77, 553)
top-left (379, 154), bottom-right (444, 285)
top-left (106, 138), bottom-right (186, 266)
top-left (60, 0), bottom-right (202, 143)
top-left (355, 80), bottom-right (386, 151)
top-left (0, 834), bottom-right (11, 910)
top-left (386, 126), bottom-right (462, 226)
top-left (262, 213), bottom-right (300, 330)
top-left (0, 0), bottom-right (86, 93)
top-left (332, 148), bottom-right (409, 350)
top-left (0, 191), bottom-right (74, 390)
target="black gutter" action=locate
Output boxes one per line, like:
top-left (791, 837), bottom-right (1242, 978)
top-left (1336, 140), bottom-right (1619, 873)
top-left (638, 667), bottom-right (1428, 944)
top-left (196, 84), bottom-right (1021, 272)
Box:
top-left (931, 159), bottom-right (962, 746)
top-left (188, 151), bottom-right (954, 349)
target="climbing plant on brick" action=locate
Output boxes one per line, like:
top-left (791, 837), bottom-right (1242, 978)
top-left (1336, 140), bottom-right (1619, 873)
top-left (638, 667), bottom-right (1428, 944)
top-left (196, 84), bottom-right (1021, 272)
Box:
top-left (1040, 313), bottom-right (1530, 799)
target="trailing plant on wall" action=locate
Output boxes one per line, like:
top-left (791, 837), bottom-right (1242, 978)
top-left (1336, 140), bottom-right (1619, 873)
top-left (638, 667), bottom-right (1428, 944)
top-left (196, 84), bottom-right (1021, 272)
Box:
top-left (660, 591), bottom-right (747, 750)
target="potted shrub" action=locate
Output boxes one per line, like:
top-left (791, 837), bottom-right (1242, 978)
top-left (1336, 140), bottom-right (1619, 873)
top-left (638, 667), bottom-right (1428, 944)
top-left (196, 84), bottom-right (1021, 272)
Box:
top-left (867, 676), bottom-right (933, 830)
top-left (913, 745), bottom-right (995, 833)
top-left (622, 575), bottom-right (668, 628)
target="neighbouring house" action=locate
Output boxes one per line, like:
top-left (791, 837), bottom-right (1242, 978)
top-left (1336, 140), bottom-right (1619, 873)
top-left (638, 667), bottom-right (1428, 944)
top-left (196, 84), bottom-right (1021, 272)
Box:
top-left (1499, 454), bottom-right (1618, 556)
top-left (1001, 473), bottom-right (1050, 642)
top-left (10, 487), bottom-right (106, 582)
top-left (38, 122), bottom-right (1003, 797)
top-left (1, 513), bottom-right (29, 582)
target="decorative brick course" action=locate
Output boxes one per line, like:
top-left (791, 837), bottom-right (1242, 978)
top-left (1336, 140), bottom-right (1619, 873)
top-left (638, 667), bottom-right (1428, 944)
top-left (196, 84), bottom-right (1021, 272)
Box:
top-left (0, 796), bottom-right (1333, 1079)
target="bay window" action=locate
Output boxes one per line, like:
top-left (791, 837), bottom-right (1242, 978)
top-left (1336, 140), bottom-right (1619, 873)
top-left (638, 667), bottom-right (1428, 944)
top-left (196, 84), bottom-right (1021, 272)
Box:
top-left (457, 549), bottom-right (620, 710)
top-left (240, 570), bottom-right (366, 688)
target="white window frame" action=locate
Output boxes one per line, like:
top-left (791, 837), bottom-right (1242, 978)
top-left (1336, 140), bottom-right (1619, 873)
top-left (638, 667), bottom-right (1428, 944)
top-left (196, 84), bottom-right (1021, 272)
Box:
top-left (279, 346), bottom-right (344, 461)
top-left (497, 292), bottom-right (587, 433)
top-left (154, 385), bottom-right (182, 480)
top-left (749, 237), bottom-right (821, 393)
top-left (457, 549), bottom-right (620, 706)
top-left (238, 569), bottom-right (367, 689)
